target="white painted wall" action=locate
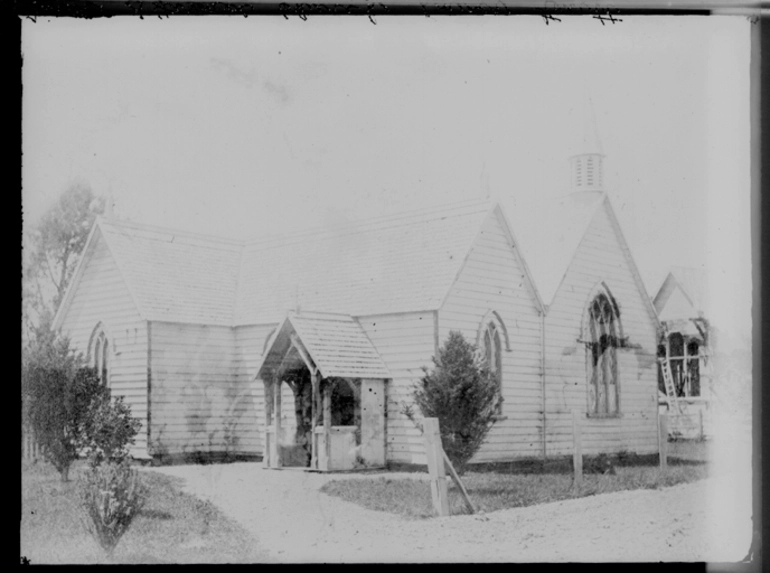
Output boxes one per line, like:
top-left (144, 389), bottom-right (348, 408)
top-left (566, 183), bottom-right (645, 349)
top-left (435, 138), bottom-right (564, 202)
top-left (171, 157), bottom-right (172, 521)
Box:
top-left (544, 202), bottom-right (659, 456)
top-left (58, 230), bottom-right (149, 457)
top-left (439, 210), bottom-right (545, 462)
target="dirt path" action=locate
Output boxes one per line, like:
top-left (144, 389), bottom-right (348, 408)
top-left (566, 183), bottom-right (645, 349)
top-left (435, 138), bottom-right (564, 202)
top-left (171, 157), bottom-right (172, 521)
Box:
top-left (148, 461), bottom-right (753, 563)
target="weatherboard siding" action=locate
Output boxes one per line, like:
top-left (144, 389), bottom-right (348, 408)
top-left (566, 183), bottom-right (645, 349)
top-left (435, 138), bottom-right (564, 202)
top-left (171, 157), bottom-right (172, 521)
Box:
top-left (358, 312), bottom-right (436, 464)
top-left (149, 322), bottom-right (260, 457)
top-left (439, 210), bottom-right (545, 462)
top-left (234, 323), bottom-right (282, 455)
top-left (544, 203), bottom-right (658, 456)
top-left (57, 231), bottom-right (149, 458)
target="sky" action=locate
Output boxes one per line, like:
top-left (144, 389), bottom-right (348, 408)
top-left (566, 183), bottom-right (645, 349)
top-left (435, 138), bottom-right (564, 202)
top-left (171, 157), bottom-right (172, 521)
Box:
top-left (21, 15), bottom-right (752, 344)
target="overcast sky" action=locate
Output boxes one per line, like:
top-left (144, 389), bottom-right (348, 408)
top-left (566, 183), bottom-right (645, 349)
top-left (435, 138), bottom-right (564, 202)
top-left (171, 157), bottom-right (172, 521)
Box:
top-left (21, 15), bottom-right (752, 342)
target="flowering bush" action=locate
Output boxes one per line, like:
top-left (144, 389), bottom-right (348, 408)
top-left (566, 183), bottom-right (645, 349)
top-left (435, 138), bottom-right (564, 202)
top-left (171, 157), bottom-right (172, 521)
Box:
top-left (78, 460), bottom-right (147, 556)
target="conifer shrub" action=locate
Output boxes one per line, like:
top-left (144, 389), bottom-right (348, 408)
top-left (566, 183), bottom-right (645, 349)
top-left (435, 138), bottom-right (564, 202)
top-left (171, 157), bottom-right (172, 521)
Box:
top-left (404, 331), bottom-right (501, 475)
top-left (78, 460), bottom-right (148, 557)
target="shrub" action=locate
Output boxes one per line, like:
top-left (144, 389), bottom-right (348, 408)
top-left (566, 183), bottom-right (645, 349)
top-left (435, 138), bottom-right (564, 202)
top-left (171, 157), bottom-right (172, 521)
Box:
top-left (81, 389), bottom-right (143, 468)
top-left (22, 331), bottom-right (107, 481)
top-left (404, 331), bottom-right (501, 475)
top-left (23, 323), bottom-right (142, 478)
top-left (78, 460), bottom-right (148, 557)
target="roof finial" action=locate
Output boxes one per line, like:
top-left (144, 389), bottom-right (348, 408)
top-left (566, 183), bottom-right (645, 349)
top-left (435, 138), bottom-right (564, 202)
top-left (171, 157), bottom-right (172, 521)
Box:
top-left (582, 94), bottom-right (603, 155)
top-left (480, 161), bottom-right (491, 200)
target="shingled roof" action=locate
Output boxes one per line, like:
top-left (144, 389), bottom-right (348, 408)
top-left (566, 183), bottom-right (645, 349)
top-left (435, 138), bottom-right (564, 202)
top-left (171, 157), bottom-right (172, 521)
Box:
top-left (54, 200), bottom-right (500, 329)
top-left (98, 219), bottom-right (243, 326)
top-left (256, 312), bottom-right (391, 380)
top-left (234, 200), bottom-right (495, 324)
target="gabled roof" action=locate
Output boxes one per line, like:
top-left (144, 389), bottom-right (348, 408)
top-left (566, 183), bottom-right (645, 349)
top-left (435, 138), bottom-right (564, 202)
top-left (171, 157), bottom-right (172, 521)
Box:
top-left (255, 312), bottom-right (391, 380)
top-left (500, 190), bottom-right (606, 309)
top-left (653, 266), bottom-right (708, 319)
top-left (55, 200), bottom-right (516, 329)
top-left (100, 218), bottom-right (243, 326)
top-left (233, 200), bottom-right (496, 324)
top-left (54, 192), bottom-right (657, 332)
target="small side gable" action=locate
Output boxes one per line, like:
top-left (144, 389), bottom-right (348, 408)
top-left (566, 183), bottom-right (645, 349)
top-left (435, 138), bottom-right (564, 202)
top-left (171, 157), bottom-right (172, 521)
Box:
top-left (652, 273), bottom-right (677, 314)
top-left (658, 283), bottom-right (699, 323)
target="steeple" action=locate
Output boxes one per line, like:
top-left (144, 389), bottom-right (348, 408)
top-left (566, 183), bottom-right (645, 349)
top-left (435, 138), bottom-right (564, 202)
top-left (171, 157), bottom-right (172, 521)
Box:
top-left (569, 95), bottom-right (605, 192)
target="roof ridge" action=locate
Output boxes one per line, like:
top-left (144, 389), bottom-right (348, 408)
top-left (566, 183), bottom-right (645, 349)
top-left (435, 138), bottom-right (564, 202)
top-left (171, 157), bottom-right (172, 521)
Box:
top-left (289, 310), bottom-right (353, 319)
top-left (97, 216), bottom-right (244, 247)
top-left (245, 199), bottom-right (492, 249)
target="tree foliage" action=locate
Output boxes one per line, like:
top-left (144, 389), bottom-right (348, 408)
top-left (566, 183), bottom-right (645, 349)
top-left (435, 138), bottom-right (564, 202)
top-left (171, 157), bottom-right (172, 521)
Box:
top-left (23, 183), bottom-right (104, 337)
top-left (22, 326), bottom-right (141, 480)
top-left (22, 333), bottom-right (103, 481)
top-left (405, 331), bottom-right (501, 474)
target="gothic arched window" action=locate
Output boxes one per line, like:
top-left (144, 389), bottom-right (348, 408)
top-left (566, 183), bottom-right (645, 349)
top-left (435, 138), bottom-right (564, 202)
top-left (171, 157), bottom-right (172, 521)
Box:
top-left (89, 324), bottom-right (111, 386)
top-left (479, 319), bottom-right (504, 415)
top-left (586, 292), bottom-right (621, 415)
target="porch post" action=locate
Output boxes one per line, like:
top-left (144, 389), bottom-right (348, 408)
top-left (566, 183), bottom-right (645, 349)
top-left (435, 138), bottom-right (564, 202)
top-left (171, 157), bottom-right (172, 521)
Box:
top-left (310, 371), bottom-right (320, 470)
top-left (322, 380), bottom-right (332, 470)
top-left (273, 378), bottom-right (283, 468)
top-left (263, 378), bottom-right (273, 469)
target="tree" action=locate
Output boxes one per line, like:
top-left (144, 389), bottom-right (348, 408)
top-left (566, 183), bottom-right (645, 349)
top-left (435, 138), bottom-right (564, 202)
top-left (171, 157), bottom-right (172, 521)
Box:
top-left (23, 183), bottom-right (104, 339)
top-left (404, 331), bottom-right (501, 475)
top-left (22, 332), bottom-right (106, 481)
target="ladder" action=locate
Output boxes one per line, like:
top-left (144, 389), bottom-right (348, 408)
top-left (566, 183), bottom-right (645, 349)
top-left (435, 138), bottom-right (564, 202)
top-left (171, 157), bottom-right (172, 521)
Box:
top-left (659, 357), bottom-right (682, 414)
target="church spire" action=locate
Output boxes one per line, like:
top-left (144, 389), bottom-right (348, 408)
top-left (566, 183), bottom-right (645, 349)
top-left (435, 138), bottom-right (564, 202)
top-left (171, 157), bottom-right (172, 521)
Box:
top-left (570, 95), bottom-right (605, 192)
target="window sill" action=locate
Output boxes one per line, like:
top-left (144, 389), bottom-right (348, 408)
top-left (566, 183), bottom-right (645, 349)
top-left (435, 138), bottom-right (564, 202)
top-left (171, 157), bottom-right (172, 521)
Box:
top-left (586, 413), bottom-right (623, 419)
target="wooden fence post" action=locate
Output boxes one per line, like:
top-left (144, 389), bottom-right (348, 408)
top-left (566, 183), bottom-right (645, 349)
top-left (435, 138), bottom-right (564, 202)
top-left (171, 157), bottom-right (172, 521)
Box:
top-left (442, 449), bottom-right (475, 514)
top-left (699, 408), bottom-right (704, 440)
top-left (572, 410), bottom-right (583, 491)
top-left (423, 417), bottom-right (450, 517)
top-left (659, 413), bottom-right (668, 471)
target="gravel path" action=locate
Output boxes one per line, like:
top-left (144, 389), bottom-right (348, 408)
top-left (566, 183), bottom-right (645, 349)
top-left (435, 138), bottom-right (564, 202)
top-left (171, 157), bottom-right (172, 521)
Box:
top-left (148, 460), bottom-right (753, 563)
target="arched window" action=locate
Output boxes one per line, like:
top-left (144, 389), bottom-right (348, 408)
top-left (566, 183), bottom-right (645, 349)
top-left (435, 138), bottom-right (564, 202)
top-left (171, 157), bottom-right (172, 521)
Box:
top-left (88, 324), bottom-right (111, 386)
top-left (586, 292), bottom-right (621, 415)
top-left (478, 312), bottom-right (508, 415)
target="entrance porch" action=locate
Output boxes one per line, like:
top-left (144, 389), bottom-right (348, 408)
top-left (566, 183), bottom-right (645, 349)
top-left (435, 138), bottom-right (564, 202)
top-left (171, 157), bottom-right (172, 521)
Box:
top-left (255, 312), bottom-right (390, 471)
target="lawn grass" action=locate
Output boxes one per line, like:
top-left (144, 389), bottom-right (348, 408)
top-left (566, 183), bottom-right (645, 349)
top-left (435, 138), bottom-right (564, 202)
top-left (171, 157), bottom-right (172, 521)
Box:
top-left (21, 459), bottom-right (267, 564)
top-left (320, 441), bottom-right (711, 520)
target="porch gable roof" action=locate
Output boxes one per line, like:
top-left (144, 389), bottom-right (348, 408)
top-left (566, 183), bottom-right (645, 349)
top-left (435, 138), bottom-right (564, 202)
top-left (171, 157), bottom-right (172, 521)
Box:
top-left (255, 311), bottom-right (391, 381)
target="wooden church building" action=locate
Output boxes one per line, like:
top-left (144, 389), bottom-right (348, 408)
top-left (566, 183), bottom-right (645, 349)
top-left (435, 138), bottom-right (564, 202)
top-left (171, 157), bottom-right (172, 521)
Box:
top-left (52, 147), bottom-right (661, 469)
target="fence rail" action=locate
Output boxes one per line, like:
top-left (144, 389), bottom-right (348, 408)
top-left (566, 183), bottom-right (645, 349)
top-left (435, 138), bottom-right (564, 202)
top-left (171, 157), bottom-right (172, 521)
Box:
top-left (659, 399), bottom-right (711, 440)
top-left (22, 424), bottom-right (42, 461)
